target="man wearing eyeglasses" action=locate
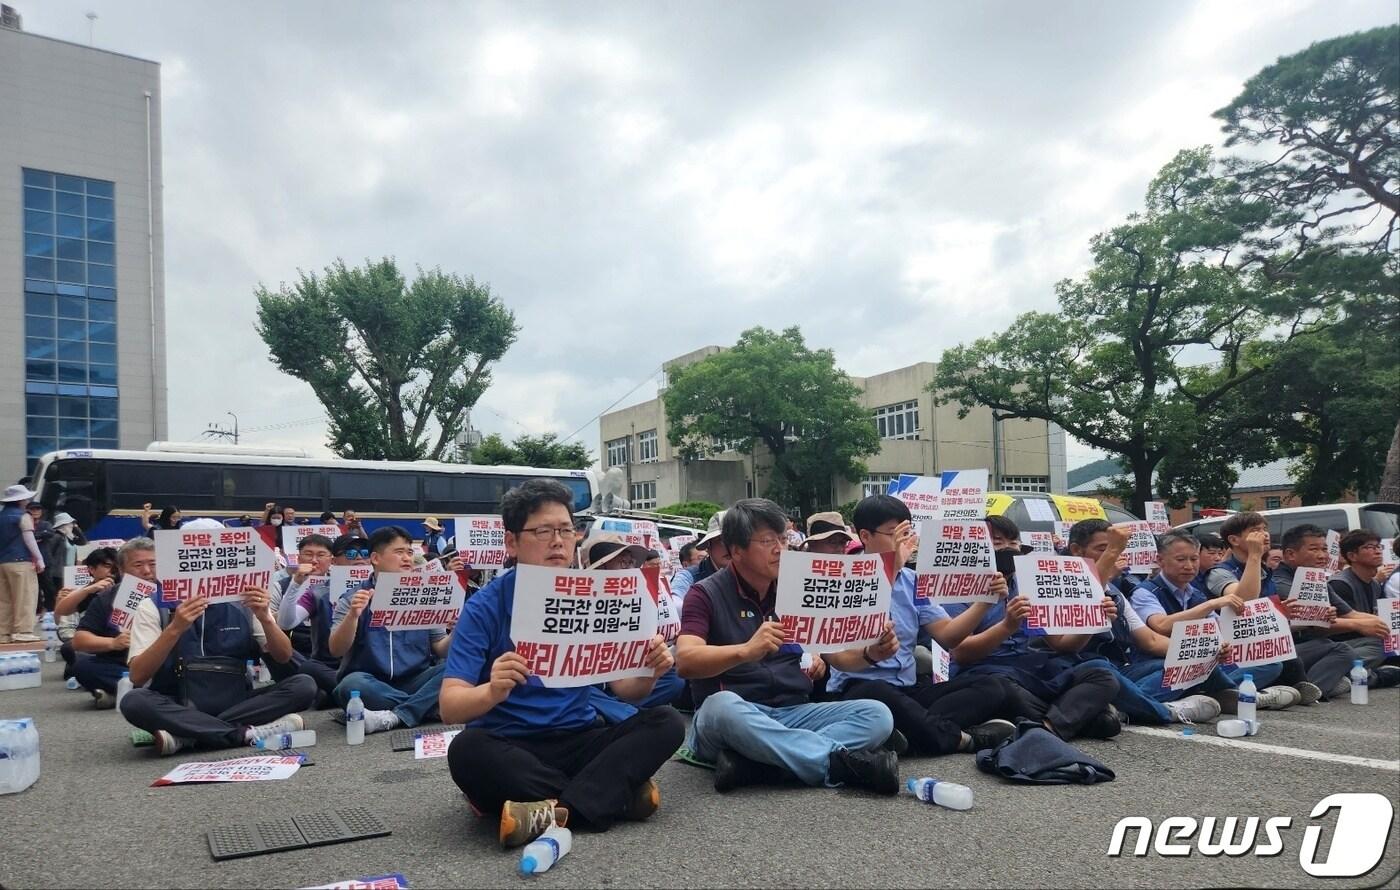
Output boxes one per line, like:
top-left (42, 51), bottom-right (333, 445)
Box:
top-left (273, 534), bottom-right (367, 699)
top-left (441, 479), bottom-right (683, 850)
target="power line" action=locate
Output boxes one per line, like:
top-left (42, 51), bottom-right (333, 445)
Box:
top-left (563, 367), bottom-right (663, 443)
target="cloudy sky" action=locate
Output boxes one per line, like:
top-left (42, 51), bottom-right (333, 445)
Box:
top-left (25, 0), bottom-right (1398, 470)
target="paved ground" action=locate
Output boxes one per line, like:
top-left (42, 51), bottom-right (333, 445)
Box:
top-left (2, 661), bottom-right (1398, 889)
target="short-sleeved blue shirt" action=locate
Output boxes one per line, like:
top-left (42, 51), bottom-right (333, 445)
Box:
top-left (827, 568), bottom-right (947, 692)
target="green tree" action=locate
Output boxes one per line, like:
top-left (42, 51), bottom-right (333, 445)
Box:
top-left (657, 501), bottom-right (722, 524)
top-left (465, 433), bottom-right (517, 465)
top-left (464, 432), bottom-right (592, 469)
top-left (255, 259), bottom-right (519, 461)
top-left (663, 327), bottom-right (880, 516)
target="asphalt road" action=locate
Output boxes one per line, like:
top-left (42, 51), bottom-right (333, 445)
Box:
top-left (2, 661), bottom-right (1397, 889)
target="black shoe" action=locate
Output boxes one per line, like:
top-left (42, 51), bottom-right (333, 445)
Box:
top-left (1078, 705), bottom-right (1123, 740)
top-left (713, 748), bottom-right (771, 793)
top-left (964, 719), bottom-right (1016, 752)
top-left (1374, 665), bottom-right (1400, 689)
top-left (828, 747), bottom-right (900, 795)
top-left (882, 728), bottom-right (909, 756)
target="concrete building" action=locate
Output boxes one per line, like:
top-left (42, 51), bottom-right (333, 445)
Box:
top-left (0, 9), bottom-right (167, 484)
top-left (598, 347), bottom-right (1068, 512)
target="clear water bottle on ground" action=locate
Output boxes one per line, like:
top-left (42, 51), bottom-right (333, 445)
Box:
top-left (520, 825), bottom-right (572, 875)
top-left (346, 690), bottom-right (365, 745)
top-left (0, 718), bottom-right (40, 795)
top-left (115, 672), bottom-right (133, 710)
top-left (65, 677), bottom-right (80, 691)
top-left (245, 659), bottom-right (258, 688)
top-left (254, 730), bottom-right (317, 750)
top-left (1237, 673), bottom-right (1258, 734)
top-left (906, 777), bottom-right (974, 810)
top-left (42, 613), bottom-right (59, 663)
top-left (1350, 660), bottom-right (1369, 705)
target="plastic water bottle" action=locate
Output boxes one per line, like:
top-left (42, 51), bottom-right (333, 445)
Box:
top-left (254, 729), bottom-right (317, 750)
top-left (1237, 673), bottom-right (1258, 734)
top-left (907, 777), bottom-right (974, 810)
top-left (245, 659), bottom-right (258, 688)
top-left (115, 672), bottom-right (133, 710)
top-left (1350, 660), bottom-right (1369, 705)
top-left (65, 677), bottom-right (80, 691)
top-left (346, 690), bottom-right (365, 745)
top-left (42, 613), bottom-right (59, 663)
top-left (0, 718), bottom-right (40, 794)
top-left (520, 825), bottom-right (572, 875)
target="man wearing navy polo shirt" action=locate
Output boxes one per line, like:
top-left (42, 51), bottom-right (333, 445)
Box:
top-left (441, 479), bottom-right (683, 849)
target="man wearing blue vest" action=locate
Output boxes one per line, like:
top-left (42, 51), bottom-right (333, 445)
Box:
top-left (119, 534), bottom-right (317, 756)
top-left (329, 527), bottom-right (452, 735)
top-left (442, 479), bottom-right (682, 849)
top-left (273, 533), bottom-right (363, 700)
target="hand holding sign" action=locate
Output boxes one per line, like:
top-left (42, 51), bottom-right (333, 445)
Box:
top-left (866, 620), bottom-right (898, 662)
top-left (643, 635), bottom-right (673, 676)
top-left (346, 589), bottom-right (372, 620)
top-left (489, 651), bottom-right (530, 703)
top-left (1002, 596), bottom-right (1031, 630)
top-left (746, 621), bottom-right (786, 662)
top-left (240, 586), bottom-right (272, 621)
top-left (169, 597), bottom-right (208, 633)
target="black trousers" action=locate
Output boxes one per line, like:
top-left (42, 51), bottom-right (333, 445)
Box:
top-left (265, 651), bottom-right (340, 698)
top-left (838, 673), bottom-right (1011, 755)
top-left (73, 654), bottom-right (125, 694)
top-left (1002, 665), bottom-right (1120, 740)
top-left (447, 706), bottom-right (685, 830)
top-left (120, 674), bottom-right (317, 749)
top-left (1289, 638), bottom-right (1355, 697)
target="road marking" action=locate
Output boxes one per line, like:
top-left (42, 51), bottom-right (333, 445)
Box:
top-left (1122, 725), bottom-right (1400, 772)
top-left (1283, 723), bottom-right (1398, 741)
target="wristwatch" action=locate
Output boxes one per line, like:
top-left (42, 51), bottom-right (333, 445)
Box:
top-left (861, 646), bottom-right (880, 667)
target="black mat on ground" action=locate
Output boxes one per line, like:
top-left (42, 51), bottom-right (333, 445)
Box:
top-left (207, 807), bottom-right (390, 861)
top-left (388, 724), bottom-right (464, 752)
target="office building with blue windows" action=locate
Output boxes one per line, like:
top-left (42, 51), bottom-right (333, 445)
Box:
top-left (0, 13), bottom-right (167, 483)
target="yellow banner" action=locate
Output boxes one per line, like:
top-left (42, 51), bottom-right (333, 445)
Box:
top-left (985, 493), bottom-right (1015, 516)
top-left (1051, 495), bottom-right (1107, 522)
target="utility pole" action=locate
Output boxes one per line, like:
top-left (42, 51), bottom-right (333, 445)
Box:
top-left (202, 412), bottom-right (239, 444)
top-left (990, 410), bottom-right (1003, 491)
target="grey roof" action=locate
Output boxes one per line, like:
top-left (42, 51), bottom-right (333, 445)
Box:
top-left (1066, 457), bottom-right (1296, 496)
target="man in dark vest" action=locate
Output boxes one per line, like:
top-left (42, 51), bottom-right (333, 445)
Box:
top-left (1310, 529), bottom-right (1400, 691)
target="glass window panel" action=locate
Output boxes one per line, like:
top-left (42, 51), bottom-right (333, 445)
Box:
top-left (55, 190), bottom-right (84, 215)
top-left (57, 396), bottom-right (88, 417)
top-left (54, 174), bottom-right (85, 193)
top-left (23, 187), bottom-right (53, 211)
top-left (56, 238), bottom-right (84, 261)
top-left (23, 169), bottom-right (53, 188)
top-left (58, 318), bottom-right (87, 341)
top-left (27, 315), bottom-right (55, 338)
top-left (25, 280), bottom-right (56, 294)
top-left (57, 340), bottom-right (86, 362)
top-left (87, 287), bottom-right (116, 302)
top-left (55, 282), bottom-right (85, 297)
top-left (26, 394), bottom-right (56, 417)
top-left (88, 385), bottom-right (118, 399)
top-left (86, 218), bottom-right (114, 241)
top-left (25, 338), bottom-right (56, 360)
top-left (59, 418), bottom-right (89, 440)
top-left (25, 256), bottom-right (55, 279)
top-left (57, 362), bottom-right (87, 384)
top-left (25, 359), bottom-right (55, 382)
top-left (90, 438), bottom-right (119, 450)
top-left (88, 301), bottom-right (115, 322)
top-left (24, 382), bottom-right (58, 395)
top-left (87, 264), bottom-right (115, 287)
top-left (89, 418), bottom-right (117, 440)
top-left (55, 384), bottom-right (88, 396)
top-left (59, 435), bottom-right (87, 450)
top-left (57, 215), bottom-right (85, 238)
top-left (88, 321), bottom-right (116, 343)
top-left (85, 179), bottom-right (113, 198)
top-left (86, 241), bottom-right (114, 265)
top-left (89, 343), bottom-right (116, 365)
top-left (86, 196), bottom-right (114, 220)
top-left (24, 209), bottom-right (54, 234)
top-left (89, 365), bottom-right (117, 386)
top-left (24, 233), bottom-right (54, 258)
top-left (57, 296), bottom-right (86, 319)
top-left (56, 261), bottom-right (85, 284)
top-left (25, 292), bottom-right (55, 316)
top-left (26, 416), bottom-right (56, 437)
top-left (27, 437), bottom-right (57, 458)
top-left (89, 398), bottom-right (118, 420)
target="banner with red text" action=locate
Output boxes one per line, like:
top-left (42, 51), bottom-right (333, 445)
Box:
top-left (109, 575), bottom-right (157, 632)
top-left (938, 469), bottom-right (988, 521)
top-left (1121, 521), bottom-right (1159, 576)
top-left (1162, 617), bottom-right (1221, 691)
top-left (1014, 554), bottom-right (1111, 634)
top-left (1285, 567), bottom-right (1333, 628)
top-left (154, 527), bottom-right (274, 607)
top-left (775, 550), bottom-right (894, 654)
top-left (452, 515), bottom-right (509, 569)
top-left (281, 524), bottom-right (344, 560)
top-left (1220, 598), bottom-right (1296, 668)
top-left (914, 520), bottom-right (999, 604)
top-left (1379, 598), bottom-right (1399, 656)
top-left (1145, 501), bottom-right (1171, 535)
top-left (368, 571), bottom-right (465, 630)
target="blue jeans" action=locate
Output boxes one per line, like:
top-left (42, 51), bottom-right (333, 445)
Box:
top-left (333, 662), bottom-right (446, 727)
top-left (688, 690), bottom-right (893, 787)
top-left (1111, 659), bottom-right (1237, 724)
top-left (1222, 663), bottom-right (1284, 689)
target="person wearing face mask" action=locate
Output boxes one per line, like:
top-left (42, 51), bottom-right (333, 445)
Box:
top-left (255, 503), bottom-right (284, 552)
top-left (39, 511), bottom-right (85, 613)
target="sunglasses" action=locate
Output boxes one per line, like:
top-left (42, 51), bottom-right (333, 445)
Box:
top-left (339, 548), bottom-right (370, 560)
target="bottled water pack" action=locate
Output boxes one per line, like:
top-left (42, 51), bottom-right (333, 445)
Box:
top-left (0, 718), bottom-right (40, 794)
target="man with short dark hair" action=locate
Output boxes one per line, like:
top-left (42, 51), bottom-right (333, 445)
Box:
top-left (1320, 529), bottom-right (1400, 690)
top-left (677, 541), bottom-right (702, 572)
top-left (274, 533), bottom-right (355, 698)
top-left (67, 546), bottom-right (128, 707)
top-left (443, 479), bottom-right (682, 848)
top-left (677, 498), bottom-right (898, 795)
top-left (1194, 535), bottom-right (1227, 596)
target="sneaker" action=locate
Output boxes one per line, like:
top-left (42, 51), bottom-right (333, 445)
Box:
top-left (713, 747), bottom-right (771, 793)
top-left (499, 800), bottom-right (567, 849)
top-left (1213, 688), bottom-right (1239, 715)
top-left (1079, 705), bottom-right (1123, 740)
top-left (245, 713), bottom-right (304, 745)
top-left (1293, 681), bottom-right (1323, 706)
top-left (1165, 694), bottom-right (1221, 724)
top-left (153, 730), bottom-right (194, 756)
top-left (882, 728), bottom-right (910, 756)
top-left (11, 633), bottom-right (41, 643)
top-left (1327, 677), bottom-right (1351, 699)
top-left (827, 747), bottom-right (900, 795)
top-left (1258, 685), bottom-right (1302, 710)
top-left (964, 719), bottom-right (1016, 752)
top-left (1373, 665), bottom-right (1400, 689)
top-left (92, 689), bottom-right (116, 710)
top-left (625, 778), bottom-right (660, 821)
top-left (364, 709), bottom-right (402, 734)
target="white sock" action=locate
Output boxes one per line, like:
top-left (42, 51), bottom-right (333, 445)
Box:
top-left (364, 709), bottom-right (402, 734)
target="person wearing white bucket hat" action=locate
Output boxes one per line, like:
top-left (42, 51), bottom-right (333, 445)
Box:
top-left (671, 510), bottom-right (729, 599)
top-left (0, 484), bottom-right (45, 642)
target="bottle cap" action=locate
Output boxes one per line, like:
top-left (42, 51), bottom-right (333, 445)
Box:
top-left (1181, 726), bottom-right (1195, 737)
top-left (1242, 672), bottom-right (1253, 682)
top-left (350, 690), bottom-right (361, 698)
top-left (1353, 659), bottom-right (1363, 668)
top-left (520, 855), bottom-right (537, 875)
top-left (121, 671), bottom-right (129, 678)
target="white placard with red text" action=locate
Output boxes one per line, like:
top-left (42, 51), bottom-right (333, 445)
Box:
top-left (77, 539), bottom-right (125, 561)
top-left (1379, 598), bottom-right (1400, 656)
top-left (1054, 521), bottom-right (1074, 547)
top-left (938, 469), bottom-right (988, 521)
top-left (153, 755), bottom-right (302, 786)
top-left (927, 637), bottom-right (951, 684)
top-left (153, 527), bottom-right (274, 607)
top-left (1381, 538), bottom-right (1397, 569)
top-left (655, 574), bottom-right (682, 644)
top-left (914, 520), bottom-right (999, 603)
top-left (510, 565), bottom-right (659, 687)
top-left (1326, 530), bottom-right (1342, 573)
top-left (1146, 501), bottom-right (1171, 535)
top-left (1286, 567), bottom-right (1333, 628)
top-left (1220, 598), bottom-right (1296, 668)
top-left (1025, 531), bottom-right (1055, 553)
top-left (775, 550), bottom-right (893, 654)
top-left (1162, 617), bottom-right (1221, 690)
top-left (282, 524), bottom-right (343, 560)
top-left (1121, 521), bottom-right (1159, 575)
top-left (109, 575), bottom-right (157, 632)
top-left (453, 515), bottom-right (508, 569)
top-left (63, 564), bottom-right (94, 589)
top-left (328, 565), bottom-right (372, 602)
top-left (1014, 554), bottom-right (1111, 634)
top-left (414, 729), bottom-right (461, 760)
top-left (368, 571), bottom-right (465, 630)
top-left (895, 475), bottom-right (941, 529)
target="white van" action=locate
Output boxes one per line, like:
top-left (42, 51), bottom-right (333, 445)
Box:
top-left (1174, 502), bottom-right (1399, 540)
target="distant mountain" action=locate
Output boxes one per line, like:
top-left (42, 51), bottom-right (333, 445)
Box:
top-left (1067, 457), bottom-right (1124, 489)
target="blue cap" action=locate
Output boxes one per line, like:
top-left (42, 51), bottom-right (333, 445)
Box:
top-left (350, 690), bottom-right (361, 698)
top-left (520, 855), bottom-right (537, 875)
top-left (1243, 672), bottom-right (1253, 681)
top-left (1353, 659), bottom-right (1364, 667)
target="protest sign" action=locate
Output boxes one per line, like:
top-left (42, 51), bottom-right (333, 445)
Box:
top-left (452, 515), bottom-right (508, 569)
top-left (1220, 599), bottom-right (1296, 668)
top-left (152, 755), bottom-right (302, 786)
top-left (1286, 567), bottom-right (1333, 628)
top-left (1025, 499), bottom-right (1057, 523)
top-left (62, 564), bottom-right (93, 589)
top-left (300, 876), bottom-right (409, 890)
top-left (984, 493), bottom-right (1014, 516)
top-left (154, 527), bottom-right (273, 607)
top-left (1014, 555), bottom-right (1111, 634)
top-left (938, 469), bottom-right (989, 521)
top-left (888, 474), bottom-right (941, 528)
top-left (1326, 530), bottom-right (1341, 573)
top-left (655, 575), bottom-right (682, 644)
top-left (510, 565), bottom-right (659, 687)
top-left (77, 539), bottom-right (124, 561)
top-left (281, 524), bottom-right (343, 560)
top-left (1054, 521), bottom-right (1074, 546)
top-left (775, 551), bottom-right (893, 653)
top-left (1379, 599), bottom-right (1400, 656)
top-left (1050, 495), bottom-right (1107, 523)
top-left (414, 729), bottom-right (461, 760)
top-left (1162, 617), bottom-right (1221, 690)
top-left (914, 520), bottom-right (999, 604)
top-left (1121, 521), bottom-right (1159, 575)
top-left (1145, 501), bottom-right (1171, 535)
top-left (109, 575), bottom-right (157, 632)
top-left (927, 637), bottom-right (951, 684)
top-left (1381, 539), bottom-right (1397, 569)
top-left (328, 565), bottom-right (372, 603)
top-left (368, 571), bottom-right (465, 631)
top-left (1025, 531), bottom-right (1055, 553)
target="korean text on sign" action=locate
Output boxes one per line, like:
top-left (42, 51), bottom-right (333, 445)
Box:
top-left (1120, 521), bottom-right (1159, 576)
top-left (1162, 617), bottom-right (1221, 690)
top-left (914, 520), bottom-right (999, 604)
top-left (328, 565), bottom-right (372, 602)
top-left (369, 572), bottom-right (465, 630)
top-left (1050, 495), bottom-right (1107, 523)
top-left (453, 515), bottom-right (509, 569)
top-left (1145, 501), bottom-right (1171, 535)
top-left (1014, 554), bottom-right (1111, 634)
top-left (153, 527), bottom-right (273, 607)
top-left (510, 565), bottom-right (659, 688)
top-left (1024, 531), bottom-right (1055, 553)
top-left (774, 550), bottom-right (892, 654)
top-left (152, 755), bottom-right (302, 786)
top-left (109, 575), bottom-right (157, 632)
top-left (938, 469), bottom-right (988, 521)
top-left (1378, 599), bottom-right (1400, 657)
top-left (1286, 567), bottom-right (1333, 628)
top-left (1220, 599), bottom-right (1296, 669)
top-left (282, 524), bottom-right (344, 559)
top-left (63, 564), bottom-right (94, 589)
top-left (890, 475), bottom-right (941, 528)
